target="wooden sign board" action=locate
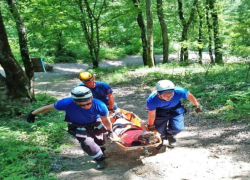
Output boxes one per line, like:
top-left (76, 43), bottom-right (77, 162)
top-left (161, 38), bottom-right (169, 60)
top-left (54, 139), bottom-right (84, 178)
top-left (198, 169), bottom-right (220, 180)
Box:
top-left (31, 57), bottom-right (46, 72)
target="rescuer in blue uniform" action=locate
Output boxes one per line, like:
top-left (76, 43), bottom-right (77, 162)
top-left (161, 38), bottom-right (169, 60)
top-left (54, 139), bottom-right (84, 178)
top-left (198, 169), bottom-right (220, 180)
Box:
top-left (146, 80), bottom-right (202, 147)
top-left (26, 86), bottom-right (114, 169)
top-left (77, 71), bottom-right (118, 112)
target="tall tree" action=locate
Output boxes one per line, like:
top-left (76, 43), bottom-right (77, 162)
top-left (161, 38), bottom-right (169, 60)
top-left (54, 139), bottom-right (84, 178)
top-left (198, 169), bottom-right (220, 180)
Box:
top-left (77, 0), bottom-right (106, 68)
top-left (146, 0), bottom-right (154, 67)
top-left (177, 0), bottom-right (198, 62)
top-left (197, 4), bottom-right (203, 63)
top-left (205, 1), bottom-right (214, 63)
top-left (0, 9), bottom-right (32, 110)
top-left (208, 0), bottom-right (223, 64)
top-left (156, 0), bottom-right (169, 63)
top-left (6, 0), bottom-right (34, 98)
top-left (132, 0), bottom-right (148, 65)
top-left (22, 0), bottom-right (82, 60)
top-left (227, 0), bottom-right (250, 57)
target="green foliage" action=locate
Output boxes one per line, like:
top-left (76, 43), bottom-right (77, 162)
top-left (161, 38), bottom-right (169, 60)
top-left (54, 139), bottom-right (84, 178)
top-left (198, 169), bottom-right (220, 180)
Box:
top-left (16, 93), bottom-right (58, 118)
top-left (123, 38), bottom-right (142, 55)
top-left (1, 0), bottom-right (250, 66)
top-left (154, 47), bottom-right (163, 55)
top-left (99, 46), bottom-right (127, 60)
top-left (35, 93), bottom-right (58, 103)
top-left (53, 56), bottom-right (76, 63)
top-left (223, 0), bottom-right (250, 57)
top-left (0, 94), bottom-right (67, 179)
top-left (0, 93), bottom-right (58, 119)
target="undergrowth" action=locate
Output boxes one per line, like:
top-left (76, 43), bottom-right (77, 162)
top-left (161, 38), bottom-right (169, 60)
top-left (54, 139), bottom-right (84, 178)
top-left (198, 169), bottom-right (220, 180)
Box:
top-left (0, 94), bottom-right (68, 180)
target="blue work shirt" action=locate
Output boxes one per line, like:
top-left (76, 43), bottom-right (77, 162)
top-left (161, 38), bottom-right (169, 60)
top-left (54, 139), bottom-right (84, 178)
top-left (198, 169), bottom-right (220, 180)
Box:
top-left (77, 81), bottom-right (113, 105)
top-left (54, 97), bottom-right (108, 124)
top-left (146, 87), bottom-right (188, 111)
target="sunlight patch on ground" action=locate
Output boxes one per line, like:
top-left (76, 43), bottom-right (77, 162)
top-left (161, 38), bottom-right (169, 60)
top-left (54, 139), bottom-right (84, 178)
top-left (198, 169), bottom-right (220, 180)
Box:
top-left (35, 82), bottom-right (51, 85)
top-left (57, 170), bottom-right (81, 176)
top-left (130, 66), bottom-right (206, 77)
top-left (101, 60), bottom-right (124, 67)
top-left (53, 67), bottom-right (84, 73)
top-left (134, 147), bottom-right (250, 180)
top-left (61, 148), bottom-right (84, 157)
top-left (55, 167), bottom-right (104, 180)
top-left (56, 169), bottom-right (101, 179)
top-left (34, 89), bottom-right (70, 99)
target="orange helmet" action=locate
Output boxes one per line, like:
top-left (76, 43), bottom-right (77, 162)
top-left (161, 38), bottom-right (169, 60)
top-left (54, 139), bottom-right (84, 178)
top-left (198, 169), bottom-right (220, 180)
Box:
top-left (79, 71), bottom-right (94, 82)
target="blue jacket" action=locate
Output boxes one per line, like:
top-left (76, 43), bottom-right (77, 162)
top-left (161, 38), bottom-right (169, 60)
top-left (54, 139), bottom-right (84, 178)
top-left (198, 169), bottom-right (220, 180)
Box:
top-left (54, 97), bottom-right (108, 124)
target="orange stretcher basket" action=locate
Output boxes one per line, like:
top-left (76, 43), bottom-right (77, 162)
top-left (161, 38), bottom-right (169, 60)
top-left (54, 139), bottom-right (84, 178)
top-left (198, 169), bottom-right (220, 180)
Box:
top-left (109, 109), bottom-right (162, 151)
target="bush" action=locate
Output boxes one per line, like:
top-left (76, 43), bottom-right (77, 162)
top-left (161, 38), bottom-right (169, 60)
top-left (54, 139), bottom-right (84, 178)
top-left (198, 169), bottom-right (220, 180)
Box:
top-left (53, 56), bottom-right (76, 63)
top-left (99, 46), bottom-right (127, 60)
top-left (124, 45), bottom-right (141, 55)
top-left (0, 93), bottom-right (67, 179)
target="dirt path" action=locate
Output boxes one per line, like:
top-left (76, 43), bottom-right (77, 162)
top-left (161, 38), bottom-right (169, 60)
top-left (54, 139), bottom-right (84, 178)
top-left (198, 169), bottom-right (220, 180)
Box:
top-left (30, 56), bottom-right (250, 180)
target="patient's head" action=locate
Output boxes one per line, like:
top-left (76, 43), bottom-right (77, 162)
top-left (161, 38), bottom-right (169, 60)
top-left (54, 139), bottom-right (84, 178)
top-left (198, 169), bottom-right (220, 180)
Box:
top-left (137, 132), bottom-right (159, 144)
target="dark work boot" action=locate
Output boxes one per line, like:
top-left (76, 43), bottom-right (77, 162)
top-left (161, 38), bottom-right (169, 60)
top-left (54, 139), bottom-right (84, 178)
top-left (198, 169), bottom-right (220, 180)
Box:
top-left (167, 135), bottom-right (177, 147)
top-left (103, 152), bottom-right (108, 158)
top-left (156, 139), bottom-right (164, 150)
top-left (100, 147), bottom-right (108, 158)
top-left (96, 159), bottom-right (106, 169)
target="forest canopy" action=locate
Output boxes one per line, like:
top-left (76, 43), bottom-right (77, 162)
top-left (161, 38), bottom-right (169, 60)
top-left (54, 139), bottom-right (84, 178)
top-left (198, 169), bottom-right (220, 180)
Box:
top-left (1, 0), bottom-right (249, 65)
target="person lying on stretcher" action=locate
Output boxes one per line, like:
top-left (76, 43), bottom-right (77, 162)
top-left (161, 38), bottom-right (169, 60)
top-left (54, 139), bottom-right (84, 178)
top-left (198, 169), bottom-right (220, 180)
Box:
top-left (109, 111), bottom-right (160, 147)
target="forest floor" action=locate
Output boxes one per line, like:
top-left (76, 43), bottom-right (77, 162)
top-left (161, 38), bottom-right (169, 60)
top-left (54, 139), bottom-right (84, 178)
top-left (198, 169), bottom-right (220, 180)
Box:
top-left (9, 54), bottom-right (250, 180)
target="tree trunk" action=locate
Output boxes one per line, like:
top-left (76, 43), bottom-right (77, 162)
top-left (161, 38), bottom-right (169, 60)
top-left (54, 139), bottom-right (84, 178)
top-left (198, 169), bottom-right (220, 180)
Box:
top-left (197, 6), bottom-right (203, 64)
top-left (180, 27), bottom-right (189, 62)
top-left (0, 74), bottom-right (7, 111)
top-left (93, 20), bottom-right (100, 68)
top-left (132, 0), bottom-right (148, 66)
top-left (146, 0), bottom-right (154, 67)
top-left (0, 10), bottom-right (32, 110)
top-left (208, 0), bottom-right (223, 64)
top-left (56, 31), bottom-right (63, 57)
top-left (177, 0), bottom-right (198, 62)
top-left (7, 0), bottom-right (35, 98)
top-left (206, 1), bottom-right (214, 63)
top-left (78, 0), bottom-right (106, 68)
top-left (156, 0), bottom-right (169, 63)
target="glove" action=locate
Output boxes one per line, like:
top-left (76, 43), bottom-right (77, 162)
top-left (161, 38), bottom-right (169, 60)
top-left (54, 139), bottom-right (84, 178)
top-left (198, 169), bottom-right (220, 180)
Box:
top-left (194, 105), bottom-right (202, 113)
top-left (108, 108), bottom-right (115, 113)
top-left (145, 124), bottom-right (157, 132)
top-left (107, 131), bottom-right (119, 141)
top-left (106, 130), bottom-right (112, 139)
top-left (26, 110), bottom-right (36, 123)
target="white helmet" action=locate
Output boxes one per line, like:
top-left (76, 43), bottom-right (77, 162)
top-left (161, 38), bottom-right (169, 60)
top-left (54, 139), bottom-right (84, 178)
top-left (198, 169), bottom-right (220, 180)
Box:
top-left (71, 86), bottom-right (92, 102)
top-left (156, 80), bottom-right (175, 94)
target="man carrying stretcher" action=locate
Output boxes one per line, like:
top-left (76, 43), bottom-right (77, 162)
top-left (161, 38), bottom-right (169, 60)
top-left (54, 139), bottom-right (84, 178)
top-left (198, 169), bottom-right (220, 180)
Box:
top-left (26, 86), bottom-right (115, 169)
top-left (146, 80), bottom-right (202, 147)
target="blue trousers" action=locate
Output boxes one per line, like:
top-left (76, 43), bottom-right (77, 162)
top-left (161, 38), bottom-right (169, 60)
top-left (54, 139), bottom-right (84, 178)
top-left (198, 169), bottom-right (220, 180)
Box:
top-left (154, 106), bottom-right (185, 139)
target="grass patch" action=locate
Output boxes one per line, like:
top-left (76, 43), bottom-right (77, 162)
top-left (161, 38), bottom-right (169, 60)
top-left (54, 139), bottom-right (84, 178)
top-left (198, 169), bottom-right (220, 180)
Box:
top-left (0, 94), bottom-right (68, 180)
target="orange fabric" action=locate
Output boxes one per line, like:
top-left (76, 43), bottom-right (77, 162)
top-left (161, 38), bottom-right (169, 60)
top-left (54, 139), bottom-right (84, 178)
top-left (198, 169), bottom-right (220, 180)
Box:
top-left (110, 109), bottom-right (142, 128)
top-left (109, 116), bottom-right (116, 123)
top-left (120, 109), bottom-right (142, 128)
